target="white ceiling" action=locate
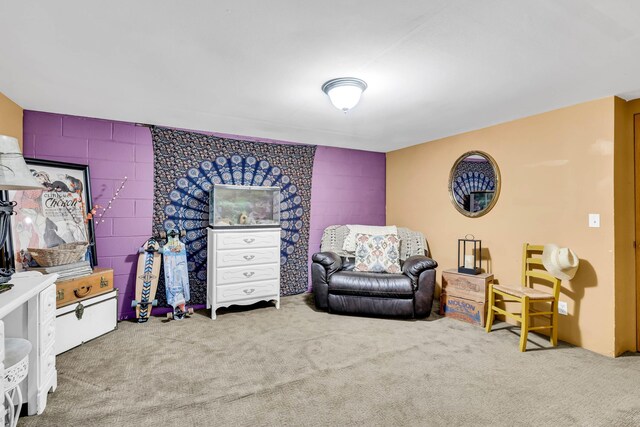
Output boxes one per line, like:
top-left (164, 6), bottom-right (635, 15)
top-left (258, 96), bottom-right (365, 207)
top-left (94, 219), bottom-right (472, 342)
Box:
top-left (2, 1), bottom-right (640, 152)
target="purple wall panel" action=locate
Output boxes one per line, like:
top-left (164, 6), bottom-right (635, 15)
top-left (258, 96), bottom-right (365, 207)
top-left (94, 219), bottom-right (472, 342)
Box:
top-left (23, 110), bottom-right (386, 319)
top-left (113, 123), bottom-right (137, 143)
top-left (24, 111), bottom-right (154, 320)
top-left (308, 147), bottom-right (385, 289)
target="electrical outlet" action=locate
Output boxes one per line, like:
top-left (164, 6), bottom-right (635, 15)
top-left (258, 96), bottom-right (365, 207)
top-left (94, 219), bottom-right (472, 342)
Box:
top-left (588, 213), bottom-right (600, 228)
top-left (558, 301), bottom-right (568, 315)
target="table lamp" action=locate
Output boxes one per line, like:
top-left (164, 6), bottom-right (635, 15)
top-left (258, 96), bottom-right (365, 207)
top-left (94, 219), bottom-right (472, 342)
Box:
top-left (0, 135), bottom-right (44, 283)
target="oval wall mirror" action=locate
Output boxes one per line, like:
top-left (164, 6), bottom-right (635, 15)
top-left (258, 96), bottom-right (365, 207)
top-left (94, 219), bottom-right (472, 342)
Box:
top-left (448, 151), bottom-right (501, 218)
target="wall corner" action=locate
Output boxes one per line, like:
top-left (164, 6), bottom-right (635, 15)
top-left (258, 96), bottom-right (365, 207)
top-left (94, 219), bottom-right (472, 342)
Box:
top-left (613, 96), bottom-right (637, 355)
top-left (0, 92), bottom-right (23, 150)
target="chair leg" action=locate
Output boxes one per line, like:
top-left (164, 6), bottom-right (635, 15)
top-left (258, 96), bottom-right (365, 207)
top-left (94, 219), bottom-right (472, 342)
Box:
top-left (3, 385), bottom-right (23, 427)
top-left (519, 296), bottom-right (530, 352)
top-left (5, 390), bottom-right (12, 427)
top-left (485, 284), bottom-right (495, 333)
top-left (14, 385), bottom-right (23, 427)
top-left (550, 300), bottom-right (559, 347)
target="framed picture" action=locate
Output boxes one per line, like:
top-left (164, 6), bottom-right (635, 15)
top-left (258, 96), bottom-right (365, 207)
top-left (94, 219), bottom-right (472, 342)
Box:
top-left (5, 158), bottom-right (97, 270)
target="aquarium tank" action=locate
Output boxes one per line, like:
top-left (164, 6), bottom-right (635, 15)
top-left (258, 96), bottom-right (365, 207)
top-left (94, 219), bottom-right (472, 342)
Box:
top-left (209, 184), bottom-right (281, 228)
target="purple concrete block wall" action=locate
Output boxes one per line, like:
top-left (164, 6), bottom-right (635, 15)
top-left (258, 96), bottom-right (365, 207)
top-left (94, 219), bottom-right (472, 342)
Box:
top-left (308, 146), bottom-right (386, 288)
top-left (24, 111), bottom-right (153, 320)
top-left (23, 110), bottom-right (386, 319)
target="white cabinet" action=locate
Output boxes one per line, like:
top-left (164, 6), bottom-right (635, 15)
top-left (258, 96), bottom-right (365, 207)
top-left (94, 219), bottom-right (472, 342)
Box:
top-left (55, 289), bottom-right (118, 355)
top-left (207, 228), bottom-right (281, 319)
top-left (30, 282), bottom-right (58, 415)
top-left (0, 273), bottom-right (59, 417)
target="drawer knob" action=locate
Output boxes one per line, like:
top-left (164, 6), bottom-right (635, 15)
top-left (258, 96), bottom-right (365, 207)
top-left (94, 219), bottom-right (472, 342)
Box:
top-left (243, 271), bottom-right (255, 278)
top-left (243, 255), bottom-right (255, 261)
top-left (243, 238), bottom-right (255, 244)
top-left (243, 288), bottom-right (255, 295)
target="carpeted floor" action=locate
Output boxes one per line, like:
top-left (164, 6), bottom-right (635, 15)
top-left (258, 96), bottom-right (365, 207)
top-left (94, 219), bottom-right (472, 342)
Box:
top-left (20, 294), bottom-right (640, 426)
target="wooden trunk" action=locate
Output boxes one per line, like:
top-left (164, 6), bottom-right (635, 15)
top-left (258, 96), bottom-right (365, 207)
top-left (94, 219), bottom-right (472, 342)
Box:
top-left (55, 267), bottom-right (114, 308)
top-left (441, 269), bottom-right (493, 302)
top-left (440, 293), bottom-right (487, 327)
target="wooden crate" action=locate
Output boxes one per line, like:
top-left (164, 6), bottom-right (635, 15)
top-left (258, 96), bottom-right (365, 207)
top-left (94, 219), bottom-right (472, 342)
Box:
top-left (441, 269), bottom-right (493, 302)
top-left (56, 267), bottom-right (114, 308)
top-left (440, 293), bottom-right (486, 327)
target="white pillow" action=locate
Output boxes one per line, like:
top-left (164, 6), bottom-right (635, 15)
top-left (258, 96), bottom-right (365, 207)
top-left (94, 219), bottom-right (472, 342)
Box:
top-left (354, 233), bottom-right (401, 274)
top-left (342, 225), bottom-right (398, 252)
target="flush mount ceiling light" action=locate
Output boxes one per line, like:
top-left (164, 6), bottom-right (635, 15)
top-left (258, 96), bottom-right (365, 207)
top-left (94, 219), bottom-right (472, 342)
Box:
top-left (322, 77), bottom-right (367, 113)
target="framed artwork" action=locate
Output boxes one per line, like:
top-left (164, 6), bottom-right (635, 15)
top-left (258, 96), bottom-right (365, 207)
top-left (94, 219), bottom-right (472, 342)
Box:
top-left (5, 158), bottom-right (97, 270)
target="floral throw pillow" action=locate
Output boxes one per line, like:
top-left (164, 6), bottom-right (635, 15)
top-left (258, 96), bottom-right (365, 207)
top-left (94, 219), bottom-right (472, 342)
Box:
top-left (354, 233), bottom-right (401, 273)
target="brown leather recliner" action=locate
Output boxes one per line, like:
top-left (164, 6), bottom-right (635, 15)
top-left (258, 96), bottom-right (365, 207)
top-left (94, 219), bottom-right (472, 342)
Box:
top-left (311, 252), bottom-right (438, 318)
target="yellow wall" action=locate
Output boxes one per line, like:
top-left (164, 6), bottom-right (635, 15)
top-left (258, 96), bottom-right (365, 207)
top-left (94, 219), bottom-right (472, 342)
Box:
top-left (387, 97), bottom-right (636, 357)
top-left (613, 98), bottom-right (636, 355)
top-left (0, 92), bottom-right (23, 148)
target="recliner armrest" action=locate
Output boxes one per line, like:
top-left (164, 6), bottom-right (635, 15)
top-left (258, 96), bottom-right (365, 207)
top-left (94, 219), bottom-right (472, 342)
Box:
top-left (312, 251), bottom-right (343, 276)
top-left (403, 255), bottom-right (437, 318)
top-left (402, 255), bottom-right (438, 277)
top-left (311, 252), bottom-right (342, 310)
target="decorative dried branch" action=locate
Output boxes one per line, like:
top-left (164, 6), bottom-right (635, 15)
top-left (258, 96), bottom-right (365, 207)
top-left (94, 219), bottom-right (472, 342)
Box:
top-left (94, 176), bottom-right (128, 229)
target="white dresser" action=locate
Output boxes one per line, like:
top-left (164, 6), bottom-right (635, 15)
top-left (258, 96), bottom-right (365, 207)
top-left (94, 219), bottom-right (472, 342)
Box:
top-left (207, 227), bottom-right (281, 319)
top-left (0, 273), bottom-right (58, 416)
top-left (31, 280), bottom-right (57, 415)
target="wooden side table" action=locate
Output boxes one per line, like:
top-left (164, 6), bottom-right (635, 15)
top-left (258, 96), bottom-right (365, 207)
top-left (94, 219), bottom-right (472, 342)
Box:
top-left (440, 269), bottom-right (493, 326)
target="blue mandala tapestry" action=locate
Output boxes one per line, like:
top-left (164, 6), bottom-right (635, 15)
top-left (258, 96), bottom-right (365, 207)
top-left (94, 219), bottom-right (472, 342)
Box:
top-left (151, 127), bottom-right (316, 306)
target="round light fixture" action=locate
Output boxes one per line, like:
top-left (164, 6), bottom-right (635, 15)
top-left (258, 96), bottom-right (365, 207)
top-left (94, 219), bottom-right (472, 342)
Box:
top-left (321, 77), bottom-right (367, 113)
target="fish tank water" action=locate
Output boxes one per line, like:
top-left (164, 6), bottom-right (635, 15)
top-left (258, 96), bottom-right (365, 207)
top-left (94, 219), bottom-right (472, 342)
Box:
top-left (209, 184), bottom-right (281, 228)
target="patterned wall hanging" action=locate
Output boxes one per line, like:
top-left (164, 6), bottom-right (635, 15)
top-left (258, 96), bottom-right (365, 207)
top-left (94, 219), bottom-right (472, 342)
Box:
top-left (151, 127), bottom-right (316, 306)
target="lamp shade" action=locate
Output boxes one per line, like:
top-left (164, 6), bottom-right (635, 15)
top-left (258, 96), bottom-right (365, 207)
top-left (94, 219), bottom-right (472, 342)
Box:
top-left (322, 77), bottom-right (367, 112)
top-left (0, 135), bottom-right (43, 190)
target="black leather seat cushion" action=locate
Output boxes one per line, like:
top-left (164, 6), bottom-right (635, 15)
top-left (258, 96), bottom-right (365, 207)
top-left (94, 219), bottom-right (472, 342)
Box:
top-left (328, 271), bottom-right (414, 299)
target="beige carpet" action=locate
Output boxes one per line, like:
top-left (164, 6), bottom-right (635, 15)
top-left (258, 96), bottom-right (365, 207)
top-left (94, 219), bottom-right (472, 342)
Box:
top-left (20, 294), bottom-right (640, 426)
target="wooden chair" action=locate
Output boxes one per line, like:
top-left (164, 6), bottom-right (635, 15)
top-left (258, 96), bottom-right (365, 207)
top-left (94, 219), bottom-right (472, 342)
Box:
top-left (485, 243), bottom-right (561, 352)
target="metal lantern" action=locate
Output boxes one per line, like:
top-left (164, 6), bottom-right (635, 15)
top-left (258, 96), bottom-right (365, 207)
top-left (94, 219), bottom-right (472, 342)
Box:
top-left (458, 234), bottom-right (481, 275)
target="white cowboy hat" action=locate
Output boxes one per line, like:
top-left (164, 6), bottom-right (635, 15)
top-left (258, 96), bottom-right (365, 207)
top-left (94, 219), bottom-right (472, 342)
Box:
top-left (542, 244), bottom-right (579, 281)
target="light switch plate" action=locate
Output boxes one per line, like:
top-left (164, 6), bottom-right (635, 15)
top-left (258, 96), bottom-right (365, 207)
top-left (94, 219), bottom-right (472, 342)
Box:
top-left (558, 301), bottom-right (568, 315)
top-left (588, 213), bottom-right (600, 228)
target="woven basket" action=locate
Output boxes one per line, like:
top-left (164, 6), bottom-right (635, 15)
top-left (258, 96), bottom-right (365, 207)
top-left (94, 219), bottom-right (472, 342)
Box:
top-left (28, 242), bottom-right (88, 267)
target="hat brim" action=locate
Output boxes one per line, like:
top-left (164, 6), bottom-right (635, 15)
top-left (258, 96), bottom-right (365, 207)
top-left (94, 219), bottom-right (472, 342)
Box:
top-left (546, 265), bottom-right (578, 281)
top-left (542, 244), bottom-right (579, 281)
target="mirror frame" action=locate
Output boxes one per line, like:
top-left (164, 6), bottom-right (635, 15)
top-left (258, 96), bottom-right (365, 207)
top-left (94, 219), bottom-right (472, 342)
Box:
top-left (448, 150), bottom-right (501, 218)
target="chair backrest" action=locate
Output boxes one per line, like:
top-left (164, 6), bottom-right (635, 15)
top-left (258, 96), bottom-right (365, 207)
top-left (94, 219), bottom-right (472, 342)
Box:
top-left (521, 243), bottom-right (561, 299)
top-left (320, 225), bottom-right (429, 260)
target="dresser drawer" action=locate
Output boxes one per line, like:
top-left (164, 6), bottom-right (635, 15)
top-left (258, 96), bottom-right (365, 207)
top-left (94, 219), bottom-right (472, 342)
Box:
top-left (40, 284), bottom-right (57, 322)
top-left (216, 263), bottom-right (279, 285)
top-left (216, 247), bottom-right (280, 267)
top-left (216, 231), bottom-right (280, 250)
top-left (39, 345), bottom-right (56, 386)
top-left (40, 317), bottom-right (56, 354)
top-left (216, 280), bottom-right (279, 303)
